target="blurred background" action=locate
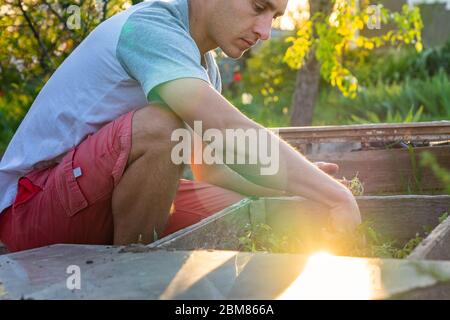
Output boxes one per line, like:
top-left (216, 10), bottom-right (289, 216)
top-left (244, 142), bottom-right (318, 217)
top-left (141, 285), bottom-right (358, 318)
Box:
top-left (1, 0), bottom-right (450, 154)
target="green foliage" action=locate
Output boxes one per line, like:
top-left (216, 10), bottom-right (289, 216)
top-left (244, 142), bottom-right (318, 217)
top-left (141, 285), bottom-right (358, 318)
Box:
top-left (341, 174), bottom-right (365, 196)
top-left (420, 152), bottom-right (450, 195)
top-left (318, 32), bottom-right (448, 95)
top-left (439, 212), bottom-right (449, 224)
top-left (0, 0), bottom-right (132, 153)
top-left (237, 219), bottom-right (430, 259)
top-left (238, 223), bottom-right (289, 253)
top-left (222, 36), bottom-right (294, 127)
top-left (350, 105), bottom-right (424, 124)
top-left (414, 39), bottom-right (450, 77)
top-left (314, 71), bottom-right (450, 125)
top-left (351, 38), bottom-right (450, 87)
top-left (233, 30), bottom-right (448, 127)
top-left (284, 1), bottom-right (423, 98)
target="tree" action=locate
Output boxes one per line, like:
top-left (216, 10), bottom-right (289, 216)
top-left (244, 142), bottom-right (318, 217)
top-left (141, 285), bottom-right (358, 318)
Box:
top-left (0, 0), bottom-right (132, 151)
top-left (284, 0), bottom-right (423, 126)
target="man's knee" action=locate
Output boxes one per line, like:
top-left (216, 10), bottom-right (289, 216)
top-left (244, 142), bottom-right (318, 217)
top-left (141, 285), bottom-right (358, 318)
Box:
top-left (129, 104), bottom-right (185, 164)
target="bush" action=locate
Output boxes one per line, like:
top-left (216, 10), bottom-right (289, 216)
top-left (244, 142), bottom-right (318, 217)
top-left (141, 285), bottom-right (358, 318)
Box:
top-left (222, 35), bottom-right (294, 127)
top-left (348, 37), bottom-right (450, 87)
top-left (315, 71), bottom-right (450, 125)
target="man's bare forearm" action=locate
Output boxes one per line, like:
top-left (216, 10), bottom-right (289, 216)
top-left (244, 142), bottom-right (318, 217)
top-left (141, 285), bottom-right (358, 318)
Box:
top-left (190, 127), bottom-right (285, 197)
top-left (158, 79), bottom-right (353, 208)
top-left (191, 161), bottom-right (287, 197)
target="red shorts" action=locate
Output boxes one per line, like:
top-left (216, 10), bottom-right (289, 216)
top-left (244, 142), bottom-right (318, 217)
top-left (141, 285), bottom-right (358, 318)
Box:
top-left (0, 110), bottom-right (244, 253)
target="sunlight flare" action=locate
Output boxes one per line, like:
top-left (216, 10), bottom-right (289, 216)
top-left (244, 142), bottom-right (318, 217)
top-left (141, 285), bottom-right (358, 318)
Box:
top-left (277, 251), bottom-right (385, 300)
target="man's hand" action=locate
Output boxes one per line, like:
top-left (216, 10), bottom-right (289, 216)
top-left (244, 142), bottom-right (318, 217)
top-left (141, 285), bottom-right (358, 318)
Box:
top-left (314, 161), bottom-right (361, 232)
top-left (328, 192), bottom-right (362, 232)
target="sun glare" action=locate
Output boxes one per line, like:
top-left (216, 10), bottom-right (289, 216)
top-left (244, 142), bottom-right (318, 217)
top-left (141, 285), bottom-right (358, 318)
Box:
top-left (277, 251), bottom-right (385, 300)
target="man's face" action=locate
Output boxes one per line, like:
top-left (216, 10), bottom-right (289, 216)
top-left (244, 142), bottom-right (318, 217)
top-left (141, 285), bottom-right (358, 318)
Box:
top-left (208, 0), bottom-right (288, 59)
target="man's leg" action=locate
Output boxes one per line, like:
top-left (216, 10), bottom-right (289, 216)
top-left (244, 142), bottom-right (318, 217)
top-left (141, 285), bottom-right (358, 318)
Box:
top-left (111, 105), bottom-right (185, 245)
top-left (162, 179), bottom-right (246, 237)
top-left (0, 104), bottom-right (242, 252)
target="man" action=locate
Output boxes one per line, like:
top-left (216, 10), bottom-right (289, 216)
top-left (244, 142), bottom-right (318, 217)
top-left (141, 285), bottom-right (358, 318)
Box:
top-left (0, 0), bottom-right (361, 252)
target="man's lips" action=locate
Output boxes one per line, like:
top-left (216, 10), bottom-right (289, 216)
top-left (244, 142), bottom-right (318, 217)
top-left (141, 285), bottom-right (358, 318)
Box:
top-left (240, 38), bottom-right (256, 48)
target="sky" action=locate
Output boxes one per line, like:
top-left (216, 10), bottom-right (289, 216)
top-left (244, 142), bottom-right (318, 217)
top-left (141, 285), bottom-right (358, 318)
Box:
top-left (279, 0), bottom-right (309, 30)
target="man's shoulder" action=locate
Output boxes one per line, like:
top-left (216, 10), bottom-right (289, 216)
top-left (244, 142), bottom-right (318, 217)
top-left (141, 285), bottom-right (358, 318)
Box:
top-left (128, 0), bottom-right (189, 26)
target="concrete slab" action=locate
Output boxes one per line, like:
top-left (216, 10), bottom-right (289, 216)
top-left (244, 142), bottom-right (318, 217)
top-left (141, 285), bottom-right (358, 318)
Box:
top-left (2, 244), bottom-right (450, 299)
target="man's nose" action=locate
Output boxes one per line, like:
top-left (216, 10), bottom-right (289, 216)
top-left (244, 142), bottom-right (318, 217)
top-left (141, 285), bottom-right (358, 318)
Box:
top-left (253, 15), bottom-right (273, 41)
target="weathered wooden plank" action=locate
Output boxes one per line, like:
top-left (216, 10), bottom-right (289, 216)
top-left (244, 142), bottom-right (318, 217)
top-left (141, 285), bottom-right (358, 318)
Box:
top-left (154, 196), bottom-right (450, 251)
top-left (391, 281), bottom-right (450, 300)
top-left (152, 198), bottom-right (252, 251)
top-left (408, 216), bottom-right (450, 260)
top-left (4, 244), bottom-right (450, 300)
top-left (274, 121), bottom-right (450, 144)
top-left (265, 196), bottom-right (450, 245)
top-left (307, 146), bottom-right (450, 194)
top-left (357, 195), bottom-right (450, 244)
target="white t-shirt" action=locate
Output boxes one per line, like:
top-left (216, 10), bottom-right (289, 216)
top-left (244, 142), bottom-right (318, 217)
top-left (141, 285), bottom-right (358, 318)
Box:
top-left (0, 0), bottom-right (222, 214)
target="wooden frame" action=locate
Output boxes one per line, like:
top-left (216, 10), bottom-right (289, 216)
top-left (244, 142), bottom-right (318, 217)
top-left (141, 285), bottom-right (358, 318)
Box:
top-left (152, 196), bottom-right (450, 258)
top-left (408, 216), bottom-right (450, 260)
top-left (307, 146), bottom-right (450, 194)
top-left (274, 121), bottom-right (450, 145)
top-left (270, 122), bottom-right (450, 194)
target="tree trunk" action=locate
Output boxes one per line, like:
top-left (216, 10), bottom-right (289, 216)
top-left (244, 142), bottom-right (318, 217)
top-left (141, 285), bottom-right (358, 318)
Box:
top-left (290, 54), bottom-right (321, 126)
top-left (290, 0), bottom-right (333, 126)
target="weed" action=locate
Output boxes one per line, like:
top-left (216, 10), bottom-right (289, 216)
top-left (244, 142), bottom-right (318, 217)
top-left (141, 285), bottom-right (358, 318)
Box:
top-left (341, 174), bottom-right (365, 196)
top-left (420, 152), bottom-right (450, 194)
top-left (237, 213), bottom-right (448, 259)
top-left (439, 212), bottom-right (449, 224)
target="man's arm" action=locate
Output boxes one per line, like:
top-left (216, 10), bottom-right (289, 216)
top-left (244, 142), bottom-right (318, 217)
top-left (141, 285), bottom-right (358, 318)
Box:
top-left (192, 160), bottom-right (287, 197)
top-left (190, 128), bottom-right (287, 197)
top-left (156, 79), bottom-right (361, 231)
top-left (190, 134), bottom-right (341, 198)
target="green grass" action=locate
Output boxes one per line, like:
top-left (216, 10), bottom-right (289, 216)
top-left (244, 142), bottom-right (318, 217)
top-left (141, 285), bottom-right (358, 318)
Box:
top-left (238, 212), bottom-right (450, 259)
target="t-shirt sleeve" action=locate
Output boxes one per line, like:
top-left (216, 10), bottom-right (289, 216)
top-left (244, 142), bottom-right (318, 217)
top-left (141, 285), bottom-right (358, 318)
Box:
top-left (116, 5), bottom-right (210, 103)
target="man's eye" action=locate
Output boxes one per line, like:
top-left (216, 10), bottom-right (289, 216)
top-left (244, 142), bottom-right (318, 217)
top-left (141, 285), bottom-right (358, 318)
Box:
top-left (253, 2), bottom-right (265, 13)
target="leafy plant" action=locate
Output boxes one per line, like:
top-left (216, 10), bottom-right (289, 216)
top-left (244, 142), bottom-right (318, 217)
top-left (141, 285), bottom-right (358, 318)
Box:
top-left (349, 105), bottom-right (424, 124)
top-left (341, 174), bottom-right (365, 196)
top-left (222, 35), bottom-right (294, 127)
top-left (421, 152), bottom-right (450, 194)
top-left (237, 214), bottom-right (450, 259)
top-left (238, 223), bottom-right (289, 253)
top-left (0, 0), bottom-right (133, 152)
top-left (284, 1), bottom-right (423, 98)
top-left (439, 212), bottom-right (449, 224)
top-left (314, 71), bottom-right (450, 125)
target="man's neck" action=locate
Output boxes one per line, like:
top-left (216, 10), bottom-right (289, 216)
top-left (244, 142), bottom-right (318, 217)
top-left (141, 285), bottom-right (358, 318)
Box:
top-left (188, 0), bottom-right (218, 56)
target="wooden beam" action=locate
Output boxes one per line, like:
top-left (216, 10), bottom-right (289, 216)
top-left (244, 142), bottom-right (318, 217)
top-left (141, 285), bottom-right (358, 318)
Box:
top-left (408, 216), bottom-right (450, 260)
top-left (274, 121), bottom-right (450, 145)
top-left (265, 196), bottom-right (450, 245)
top-left (154, 196), bottom-right (450, 251)
top-left (307, 146), bottom-right (450, 194)
top-left (357, 195), bottom-right (450, 244)
top-left (151, 198), bottom-right (253, 251)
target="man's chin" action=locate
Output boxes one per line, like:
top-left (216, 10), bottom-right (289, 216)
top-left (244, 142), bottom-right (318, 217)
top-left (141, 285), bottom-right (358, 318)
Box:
top-left (221, 46), bottom-right (245, 59)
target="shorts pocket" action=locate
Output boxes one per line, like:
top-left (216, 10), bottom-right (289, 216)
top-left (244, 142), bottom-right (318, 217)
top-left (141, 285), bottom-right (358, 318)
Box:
top-left (12, 178), bottom-right (42, 211)
top-left (56, 148), bottom-right (89, 217)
